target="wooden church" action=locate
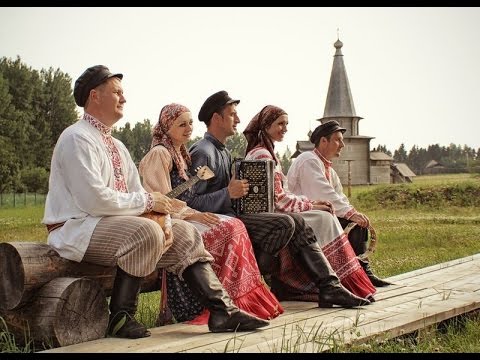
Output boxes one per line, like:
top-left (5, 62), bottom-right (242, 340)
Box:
top-left (292, 38), bottom-right (413, 185)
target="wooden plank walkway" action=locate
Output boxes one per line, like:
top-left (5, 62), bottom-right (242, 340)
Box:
top-left (42, 253), bottom-right (480, 353)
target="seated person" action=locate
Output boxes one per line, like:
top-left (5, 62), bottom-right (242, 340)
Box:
top-left (186, 90), bottom-right (370, 308)
top-left (42, 65), bottom-right (269, 338)
top-left (138, 103), bottom-right (284, 324)
top-left (243, 105), bottom-right (376, 302)
top-left (287, 120), bottom-right (391, 287)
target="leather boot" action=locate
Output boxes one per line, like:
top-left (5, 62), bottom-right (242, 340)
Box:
top-left (295, 243), bottom-right (371, 308)
top-left (182, 261), bottom-right (269, 333)
top-left (107, 267), bottom-right (150, 338)
top-left (348, 230), bottom-right (392, 287)
top-left (254, 248), bottom-right (274, 287)
top-left (358, 258), bottom-right (392, 287)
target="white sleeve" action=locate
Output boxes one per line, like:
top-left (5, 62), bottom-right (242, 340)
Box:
top-left (60, 133), bottom-right (148, 216)
top-left (288, 155), bottom-right (355, 218)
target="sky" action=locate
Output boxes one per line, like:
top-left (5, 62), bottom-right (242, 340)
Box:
top-left (1, 7), bottom-right (480, 155)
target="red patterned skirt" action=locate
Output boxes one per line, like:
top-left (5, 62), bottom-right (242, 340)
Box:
top-left (188, 215), bottom-right (283, 324)
top-left (273, 232), bottom-right (376, 302)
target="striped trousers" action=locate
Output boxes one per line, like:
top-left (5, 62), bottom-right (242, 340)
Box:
top-left (239, 212), bottom-right (317, 256)
top-left (83, 216), bottom-right (213, 278)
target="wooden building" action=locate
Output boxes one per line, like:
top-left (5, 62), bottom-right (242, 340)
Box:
top-left (424, 159), bottom-right (446, 174)
top-left (370, 151), bottom-right (394, 184)
top-left (292, 38), bottom-right (399, 185)
top-left (391, 162), bottom-right (417, 183)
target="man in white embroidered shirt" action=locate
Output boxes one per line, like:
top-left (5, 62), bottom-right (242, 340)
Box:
top-left (42, 65), bottom-right (268, 339)
top-left (286, 120), bottom-right (391, 287)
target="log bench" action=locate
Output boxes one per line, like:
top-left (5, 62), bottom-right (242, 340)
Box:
top-left (0, 241), bottom-right (161, 348)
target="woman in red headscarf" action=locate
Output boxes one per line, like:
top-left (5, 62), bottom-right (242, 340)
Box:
top-left (139, 103), bottom-right (283, 325)
top-left (243, 105), bottom-right (376, 302)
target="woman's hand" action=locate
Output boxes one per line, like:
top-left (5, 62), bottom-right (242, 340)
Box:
top-left (312, 200), bottom-right (335, 214)
top-left (151, 192), bottom-right (172, 214)
top-left (187, 212), bottom-right (221, 227)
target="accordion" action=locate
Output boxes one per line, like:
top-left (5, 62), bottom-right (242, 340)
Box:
top-left (232, 159), bottom-right (275, 214)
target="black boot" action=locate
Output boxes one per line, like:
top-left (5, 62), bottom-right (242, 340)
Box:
top-left (182, 261), bottom-right (269, 332)
top-left (295, 243), bottom-right (371, 308)
top-left (346, 226), bottom-right (392, 287)
top-left (358, 258), bottom-right (392, 287)
top-left (254, 248), bottom-right (274, 287)
top-left (107, 267), bottom-right (150, 338)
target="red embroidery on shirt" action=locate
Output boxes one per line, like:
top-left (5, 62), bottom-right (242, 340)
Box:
top-left (314, 148), bottom-right (332, 183)
top-left (83, 113), bottom-right (128, 193)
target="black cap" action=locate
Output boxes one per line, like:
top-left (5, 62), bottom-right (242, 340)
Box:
top-left (198, 90), bottom-right (240, 123)
top-left (73, 65), bottom-right (123, 107)
top-left (310, 120), bottom-right (346, 145)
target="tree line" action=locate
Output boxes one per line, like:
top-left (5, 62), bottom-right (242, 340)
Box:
top-left (374, 143), bottom-right (480, 175)
top-left (1, 57), bottom-right (478, 194)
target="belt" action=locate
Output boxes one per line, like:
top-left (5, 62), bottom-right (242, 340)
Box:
top-left (46, 222), bottom-right (66, 233)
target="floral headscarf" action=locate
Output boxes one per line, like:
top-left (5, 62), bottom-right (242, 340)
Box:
top-left (151, 103), bottom-right (191, 180)
top-left (243, 105), bottom-right (287, 164)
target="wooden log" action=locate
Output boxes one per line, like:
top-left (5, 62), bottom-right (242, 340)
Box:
top-left (0, 277), bottom-right (109, 348)
top-left (0, 242), bottom-right (160, 311)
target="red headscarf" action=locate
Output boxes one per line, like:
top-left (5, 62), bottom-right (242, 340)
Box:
top-left (243, 105), bottom-right (287, 164)
top-left (151, 103), bottom-right (191, 180)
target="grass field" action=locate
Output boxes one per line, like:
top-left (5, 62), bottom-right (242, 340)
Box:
top-left (1, 173), bottom-right (480, 352)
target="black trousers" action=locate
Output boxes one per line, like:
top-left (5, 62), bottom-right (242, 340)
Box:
top-left (338, 217), bottom-right (368, 255)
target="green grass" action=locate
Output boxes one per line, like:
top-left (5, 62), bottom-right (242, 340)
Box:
top-left (0, 205), bottom-right (47, 243)
top-left (1, 173), bottom-right (480, 352)
top-left (340, 311), bottom-right (480, 353)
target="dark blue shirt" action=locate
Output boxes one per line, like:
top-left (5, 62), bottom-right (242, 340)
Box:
top-left (188, 132), bottom-right (236, 216)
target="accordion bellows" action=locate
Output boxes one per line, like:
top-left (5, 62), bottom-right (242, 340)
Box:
top-left (232, 159), bottom-right (275, 214)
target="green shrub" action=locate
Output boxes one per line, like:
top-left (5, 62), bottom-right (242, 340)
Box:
top-left (356, 181), bottom-right (480, 209)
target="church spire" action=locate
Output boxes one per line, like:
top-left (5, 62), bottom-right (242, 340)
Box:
top-left (322, 37), bottom-right (359, 119)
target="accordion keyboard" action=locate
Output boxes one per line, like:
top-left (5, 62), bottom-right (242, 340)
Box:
top-left (233, 159), bottom-right (275, 214)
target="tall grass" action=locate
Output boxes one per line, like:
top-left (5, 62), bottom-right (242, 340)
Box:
top-left (1, 173), bottom-right (480, 352)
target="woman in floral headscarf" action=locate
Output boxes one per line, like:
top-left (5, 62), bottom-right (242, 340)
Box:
top-left (139, 103), bottom-right (283, 325)
top-left (243, 105), bottom-right (376, 302)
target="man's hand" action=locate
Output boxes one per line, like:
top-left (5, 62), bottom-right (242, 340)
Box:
top-left (151, 192), bottom-right (172, 214)
top-left (227, 173), bottom-right (249, 199)
top-left (350, 212), bottom-right (370, 228)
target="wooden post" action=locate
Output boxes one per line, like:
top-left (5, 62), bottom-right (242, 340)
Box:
top-left (345, 159), bottom-right (353, 198)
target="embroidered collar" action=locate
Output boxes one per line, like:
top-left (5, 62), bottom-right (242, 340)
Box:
top-left (83, 113), bottom-right (112, 136)
top-left (314, 148), bottom-right (332, 167)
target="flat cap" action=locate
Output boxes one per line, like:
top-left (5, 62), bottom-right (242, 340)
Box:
top-left (310, 120), bottom-right (346, 145)
top-left (73, 65), bottom-right (123, 107)
top-left (198, 90), bottom-right (240, 123)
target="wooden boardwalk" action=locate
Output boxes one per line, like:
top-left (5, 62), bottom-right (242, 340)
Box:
top-left (42, 253), bottom-right (480, 353)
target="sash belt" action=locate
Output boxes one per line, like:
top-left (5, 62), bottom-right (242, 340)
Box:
top-left (46, 222), bottom-right (66, 233)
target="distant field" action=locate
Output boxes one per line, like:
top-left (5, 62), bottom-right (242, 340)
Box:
top-left (2, 173), bottom-right (479, 277)
top-left (1, 173), bottom-right (480, 352)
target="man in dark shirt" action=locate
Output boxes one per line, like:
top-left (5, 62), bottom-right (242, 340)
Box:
top-left (187, 90), bottom-right (370, 309)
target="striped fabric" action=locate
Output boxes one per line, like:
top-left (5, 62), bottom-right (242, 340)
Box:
top-left (239, 211), bottom-right (318, 256)
top-left (84, 216), bottom-right (213, 278)
top-left (238, 212), bottom-right (295, 255)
